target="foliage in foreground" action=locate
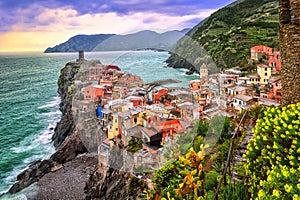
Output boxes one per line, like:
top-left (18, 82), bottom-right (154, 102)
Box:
top-left (147, 116), bottom-right (247, 199)
top-left (245, 103), bottom-right (300, 199)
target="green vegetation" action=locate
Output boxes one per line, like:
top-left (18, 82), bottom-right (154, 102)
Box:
top-left (126, 137), bottom-right (143, 153)
top-left (245, 103), bottom-right (300, 199)
top-left (147, 116), bottom-right (245, 199)
top-left (167, 0), bottom-right (279, 71)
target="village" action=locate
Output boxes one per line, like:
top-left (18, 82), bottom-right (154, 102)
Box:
top-left (71, 46), bottom-right (282, 172)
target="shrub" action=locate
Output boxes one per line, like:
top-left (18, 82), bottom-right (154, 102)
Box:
top-left (245, 103), bottom-right (300, 199)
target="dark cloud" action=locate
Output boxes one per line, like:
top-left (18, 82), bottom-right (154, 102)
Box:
top-left (0, 0), bottom-right (235, 15)
top-left (0, 0), bottom-right (236, 32)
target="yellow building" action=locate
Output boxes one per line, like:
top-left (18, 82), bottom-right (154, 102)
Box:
top-left (248, 73), bottom-right (260, 85)
top-left (108, 113), bottom-right (120, 139)
top-left (257, 64), bottom-right (272, 85)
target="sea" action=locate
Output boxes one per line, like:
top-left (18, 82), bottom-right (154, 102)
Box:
top-left (0, 51), bottom-right (199, 197)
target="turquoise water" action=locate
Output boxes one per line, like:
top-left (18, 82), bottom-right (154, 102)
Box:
top-left (0, 51), bottom-right (199, 194)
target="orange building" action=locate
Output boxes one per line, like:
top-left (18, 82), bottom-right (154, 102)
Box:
top-left (152, 88), bottom-right (169, 103)
top-left (84, 85), bottom-right (105, 101)
top-left (155, 119), bottom-right (186, 144)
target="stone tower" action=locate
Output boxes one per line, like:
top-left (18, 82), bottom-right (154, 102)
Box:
top-left (279, 0), bottom-right (300, 105)
top-left (200, 63), bottom-right (208, 79)
top-left (79, 50), bottom-right (84, 62)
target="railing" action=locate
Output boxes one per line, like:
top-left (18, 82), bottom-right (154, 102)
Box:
top-left (212, 110), bottom-right (248, 200)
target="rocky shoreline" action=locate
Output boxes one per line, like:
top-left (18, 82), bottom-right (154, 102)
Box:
top-left (8, 63), bottom-right (88, 196)
top-left (7, 61), bottom-right (143, 199)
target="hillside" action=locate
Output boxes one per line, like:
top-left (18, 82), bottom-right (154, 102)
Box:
top-left (44, 29), bottom-right (189, 53)
top-left (44, 34), bottom-right (115, 53)
top-left (92, 30), bottom-right (186, 51)
top-left (166, 0), bottom-right (279, 73)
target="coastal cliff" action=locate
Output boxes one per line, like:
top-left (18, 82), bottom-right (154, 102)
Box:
top-left (8, 63), bottom-right (88, 195)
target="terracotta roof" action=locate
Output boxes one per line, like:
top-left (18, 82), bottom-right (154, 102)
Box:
top-left (141, 127), bottom-right (158, 137)
top-left (269, 76), bottom-right (281, 83)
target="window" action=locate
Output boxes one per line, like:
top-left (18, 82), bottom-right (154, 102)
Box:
top-left (265, 68), bottom-right (267, 71)
top-left (265, 73), bottom-right (268, 76)
top-left (115, 119), bottom-right (118, 123)
top-left (116, 128), bottom-right (118, 131)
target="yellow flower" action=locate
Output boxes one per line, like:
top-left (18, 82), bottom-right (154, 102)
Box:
top-left (284, 184), bottom-right (293, 193)
top-left (258, 190), bottom-right (265, 198)
top-left (293, 194), bottom-right (300, 200)
top-left (272, 189), bottom-right (281, 197)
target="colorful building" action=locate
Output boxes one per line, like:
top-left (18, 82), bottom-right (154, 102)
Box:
top-left (251, 45), bottom-right (273, 60)
top-left (268, 51), bottom-right (281, 72)
top-left (152, 88), bottom-right (169, 103)
top-left (83, 85), bottom-right (105, 101)
top-left (257, 64), bottom-right (272, 86)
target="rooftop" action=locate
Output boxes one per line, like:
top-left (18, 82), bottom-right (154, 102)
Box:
top-left (234, 94), bottom-right (253, 102)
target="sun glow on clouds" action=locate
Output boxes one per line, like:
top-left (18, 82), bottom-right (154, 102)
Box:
top-left (0, 5), bottom-right (215, 52)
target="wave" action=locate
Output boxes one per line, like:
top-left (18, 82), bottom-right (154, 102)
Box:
top-left (38, 96), bottom-right (60, 109)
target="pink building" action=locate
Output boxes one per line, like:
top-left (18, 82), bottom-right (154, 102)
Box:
top-left (268, 51), bottom-right (281, 72)
top-left (87, 65), bottom-right (105, 82)
top-left (269, 76), bottom-right (282, 100)
top-left (251, 46), bottom-right (273, 60)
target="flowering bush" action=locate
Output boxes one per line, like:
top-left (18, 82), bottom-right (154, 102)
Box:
top-left (245, 103), bottom-right (300, 199)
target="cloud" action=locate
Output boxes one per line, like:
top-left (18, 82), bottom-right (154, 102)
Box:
top-left (0, 0), bottom-right (236, 32)
top-left (0, 0), bottom-right (236, 51)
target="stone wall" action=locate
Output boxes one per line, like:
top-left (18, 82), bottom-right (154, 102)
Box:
top-left (279, 0), bottom-right (300, 105)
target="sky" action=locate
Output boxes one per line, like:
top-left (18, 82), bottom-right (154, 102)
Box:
top-left (0, 0), bottom-right (236, 52)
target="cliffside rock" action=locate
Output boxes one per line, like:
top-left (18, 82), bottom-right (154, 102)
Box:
top-left (8, 160), bottom-right (54, 194)
top-left (35, 154), bottom-right (97, 200)
top-left (84, 164), bottom-right (143, 200)
top-left (8, 63), bottom-right (83, 195)
top-left (52, 63), bottom-right (77, 148)
top-left (51, 129), bottom-right (87, 163)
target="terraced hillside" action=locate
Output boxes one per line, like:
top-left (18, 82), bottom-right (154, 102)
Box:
top-left (166, 0), bottom-right (279, 73)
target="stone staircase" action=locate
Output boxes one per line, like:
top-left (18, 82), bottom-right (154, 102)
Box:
top-left (231, 123), bottom-right (254, 182)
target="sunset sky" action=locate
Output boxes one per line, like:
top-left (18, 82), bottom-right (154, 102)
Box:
top-left (0, 0), bottom-right (235, 52)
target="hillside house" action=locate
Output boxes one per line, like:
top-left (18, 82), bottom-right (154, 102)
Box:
top-left (251, 45), bottom-right (273, 60)
top-left (269, 76), bottom-right (282, 99)
top-left (268, 51), bottom-right (281, 72)
top-left (83, 85), bottom-right (105, 101)
top-left (87, 65), bottom-right (105, 82)
top-left (152, 88), bottom-right (169, 104)
top-left (232, 94), bottom-right (254, 112)
top-left (248, 73), bottom-right (260, 85)
top-left (227, 86), bottom-right (247, 96)
top-left (237, 77), bottom-right (251, 85)
top-left (200, 64), bottom-right (209, 78)
top-left (257, 64), bottom-right (272, 86)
